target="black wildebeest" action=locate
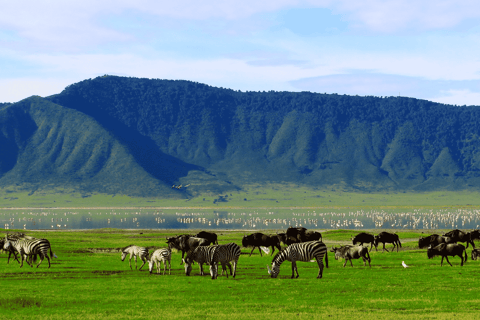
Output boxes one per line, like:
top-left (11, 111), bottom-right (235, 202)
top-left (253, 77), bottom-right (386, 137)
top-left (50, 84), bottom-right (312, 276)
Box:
top-left (471, 248), bottom-right (480, 260)
top-left (351, 232), bottom-right (375, 251)
top-left (374, 232), bottom-right (402, 252)
top-left (330, 245), bottom-right (371, 268)
top-left (166, 235), bottom-right (210, 262)
top-left (418, 234), bottom-right (454, 249)
top-left (443, 229), bottom-right (476, 249)
top-left (242, 232), bottom-right (281, 256)
top-left (195, 231), bottom-right (218, 245)
top-left (427, 243), bottom-right (467, 266)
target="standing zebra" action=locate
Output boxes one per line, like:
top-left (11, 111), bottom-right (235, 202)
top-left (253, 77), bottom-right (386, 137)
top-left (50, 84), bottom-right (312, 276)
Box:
top-left (209, 242), bottom-right (241, 280)
top-left (183, 245), bottom-right (219, 276)
top-left (121, 245), bottom-right (149, 270)
top-left (3, 235), bottom-right (56, 268)
top-left (267, 240), bottom-right (328, 279)
top-left (148, 248), bottom-right (171, 275)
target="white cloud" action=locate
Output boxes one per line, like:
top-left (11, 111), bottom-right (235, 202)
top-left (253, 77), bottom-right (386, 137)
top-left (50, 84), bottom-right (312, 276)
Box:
top-left (290, 73), bottom-right (480, 105)
top-left (430, 89), bottom-right (480, 106)
top-left (0, 78), bottom-right (77, 103)
top-left (334, 0), bottom-right (480, 32)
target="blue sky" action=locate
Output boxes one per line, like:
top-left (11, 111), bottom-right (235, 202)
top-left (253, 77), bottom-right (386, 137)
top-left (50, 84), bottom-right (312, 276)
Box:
top-left (1, 0), bottom-right (480, 106)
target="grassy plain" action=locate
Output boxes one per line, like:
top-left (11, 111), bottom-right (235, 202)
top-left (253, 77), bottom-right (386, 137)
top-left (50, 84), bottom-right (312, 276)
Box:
top-left (1, 229), bottom-right (480, 320)
top-left (1, 185), bottom-right (480, 208)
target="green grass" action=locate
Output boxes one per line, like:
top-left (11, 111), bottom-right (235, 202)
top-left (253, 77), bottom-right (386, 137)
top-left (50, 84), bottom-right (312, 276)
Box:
top-left (1, 184), bottom-right (480, 208)
top-left (1, 229), bottom-right (480, 319)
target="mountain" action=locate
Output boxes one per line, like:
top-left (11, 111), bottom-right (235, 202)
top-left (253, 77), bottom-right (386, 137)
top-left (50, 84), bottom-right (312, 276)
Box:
top-left (0, 96), bottom-right (182, 198)
top-left (1, 75), bottom-right (480, 198)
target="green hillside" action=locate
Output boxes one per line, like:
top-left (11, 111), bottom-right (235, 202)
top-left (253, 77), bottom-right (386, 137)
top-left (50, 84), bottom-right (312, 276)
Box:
top-left (0, 96), bottom-right (182, 199)
top-left (1, 75), bottom-right (480, 202)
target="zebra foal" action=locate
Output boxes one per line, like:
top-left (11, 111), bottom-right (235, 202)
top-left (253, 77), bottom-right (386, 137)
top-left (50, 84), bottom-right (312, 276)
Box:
top-left (148, 248), bottom-right (171, 275)
top-left (209, 242), bottom-right (241, 280)
top-left (267, 240), bottom-right (328, 279)
top-left (3, 235), bottom-right (56, 268)
top-left (121, 245), bottom-right (149, 270)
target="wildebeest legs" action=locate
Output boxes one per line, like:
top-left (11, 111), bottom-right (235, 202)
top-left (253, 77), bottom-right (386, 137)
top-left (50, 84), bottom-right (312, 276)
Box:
top-left (441, 256), bottom-right (453, 267)
top-left (249, 246), bottom-right (262, 257)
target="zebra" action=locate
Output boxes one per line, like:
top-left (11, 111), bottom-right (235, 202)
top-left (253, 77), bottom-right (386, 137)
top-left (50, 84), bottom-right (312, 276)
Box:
top-left (209, 242), bottom-right (241, 280)
top-left (148, 248), bottom-right (171, 275)
top-left (121, 245), bottom-right (149, 270)
top-left (3, 235), bottom-right (57, 268)
top-left (267, 240), bottom-right (328, 279)
top-left (183, 245), bottom-right (219, 276)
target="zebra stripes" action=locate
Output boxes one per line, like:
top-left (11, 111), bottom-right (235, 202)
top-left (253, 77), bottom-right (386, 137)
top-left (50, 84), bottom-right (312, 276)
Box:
top-left (121, 245), bottom-right (149, 270)
top-left (3, 235), bottom-right (56, 268)
top-left (148, 248), bottom-right (171, 275)
top-left (183, 245), bottom-right (218, 276)
top-left (209, 242), bottom-right (241, 279)
top-left (267, 240), bottom-right (328, 279)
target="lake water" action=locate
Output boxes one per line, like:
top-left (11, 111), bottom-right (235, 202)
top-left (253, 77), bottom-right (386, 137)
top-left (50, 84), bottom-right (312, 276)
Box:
top-left (1, 207), bottom-right (480, 231)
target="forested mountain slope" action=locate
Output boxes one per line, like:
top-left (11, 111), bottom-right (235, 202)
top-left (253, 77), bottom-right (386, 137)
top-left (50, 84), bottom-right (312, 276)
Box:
top-left (0, 96), bottom-right (182, 198)
top-left (1, 75), bottom-right (479, 197)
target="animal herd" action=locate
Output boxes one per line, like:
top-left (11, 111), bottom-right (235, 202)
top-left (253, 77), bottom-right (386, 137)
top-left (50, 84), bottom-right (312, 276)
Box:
top-left (2, 228), bottom-right (480, 279)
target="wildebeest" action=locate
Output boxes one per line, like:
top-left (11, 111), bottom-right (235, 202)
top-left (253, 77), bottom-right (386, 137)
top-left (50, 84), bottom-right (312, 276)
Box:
top-left (427, 243), bottom-right (467, 266)
top-left (374, 232), bottom-right (402, 252)
top-left (470, 230), bottom-right (480, 242)
top-left (304, 230), bottom-right (323, 242)
top-left (276, 233), bottom-right (288, 246)
top-left (284, 227), bottom-right (322, 245)
top-left (351, 232), bottom-right (375, 251)
top-left (471, 248), bottom-right (480, 260)
top-left (330, 245), bottom-right (371, 268)
top-left (418, 234), bottom-right (454, 249)
top-left (285, 227), bottom-right (307, 245)
top-left (166, 235), bottom-right (210, 261)
top-left (443, 229), bottom-right (475, 249)
top-left (242, 232), bottom-right (281, 256)
top-left (195, 231), bottom-right (218, 245)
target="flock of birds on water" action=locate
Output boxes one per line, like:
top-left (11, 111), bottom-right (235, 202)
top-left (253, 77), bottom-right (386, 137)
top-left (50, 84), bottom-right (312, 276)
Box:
top-left (1, 208), bottom-right (480, 230)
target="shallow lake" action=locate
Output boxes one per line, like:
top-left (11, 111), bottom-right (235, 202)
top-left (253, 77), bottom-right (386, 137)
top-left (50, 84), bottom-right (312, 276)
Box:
top-left (1, 207), bottom-right (480, 231)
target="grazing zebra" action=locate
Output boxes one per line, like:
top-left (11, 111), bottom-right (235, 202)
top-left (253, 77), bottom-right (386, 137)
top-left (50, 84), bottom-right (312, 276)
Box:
top-left (148, 248), bottom-right (171, 275)
top-left (121, 245), bottom-right (149, 270)
top-left (3, 235), bottom-right (56, 268)
top-left (183, 245), bottom-right (219, 276)
top-left (209, 242), bottom-right (241, 280)
top-left (267, 240), bottom-right (328, 279)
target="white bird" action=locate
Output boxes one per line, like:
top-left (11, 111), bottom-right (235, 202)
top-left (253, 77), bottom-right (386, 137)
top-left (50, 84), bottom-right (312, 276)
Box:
top-left (402, 261), bottom-right (409, 268)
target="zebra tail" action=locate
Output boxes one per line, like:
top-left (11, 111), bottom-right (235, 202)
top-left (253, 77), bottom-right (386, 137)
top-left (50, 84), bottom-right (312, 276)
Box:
top-left (50, 247), bottom-right (58, 259)
top-left (325, 250), bottom-right (329, 268)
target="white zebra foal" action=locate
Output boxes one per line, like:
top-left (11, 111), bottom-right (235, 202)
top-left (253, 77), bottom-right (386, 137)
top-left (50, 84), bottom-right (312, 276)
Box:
top-left (148, 248), bottom-right (171, 275)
